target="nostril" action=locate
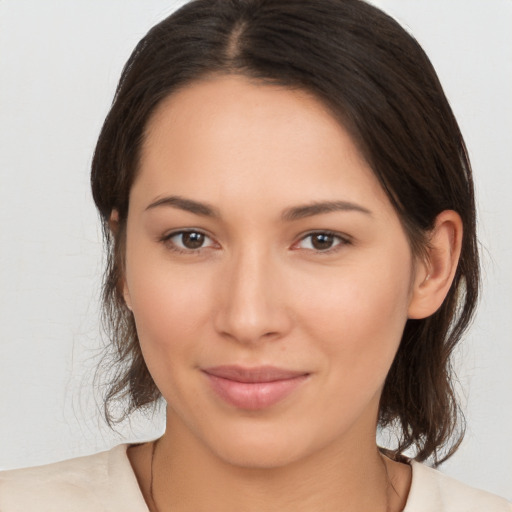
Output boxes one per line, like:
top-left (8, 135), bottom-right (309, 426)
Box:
top-left (212, 257), bottom-right (293, 344)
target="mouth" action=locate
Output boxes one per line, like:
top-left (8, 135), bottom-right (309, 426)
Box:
top-left (202, 365), bottom-right (310, 410)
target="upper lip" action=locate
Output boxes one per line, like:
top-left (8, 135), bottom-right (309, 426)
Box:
top-left (202, 365), bottom-right (308, 383)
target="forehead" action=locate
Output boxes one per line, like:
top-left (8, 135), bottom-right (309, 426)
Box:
top-left (134, 74), bottom-right (391, 217)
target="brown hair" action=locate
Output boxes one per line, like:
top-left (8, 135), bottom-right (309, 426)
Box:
top-left (91, 0), bottom-right (479, 465)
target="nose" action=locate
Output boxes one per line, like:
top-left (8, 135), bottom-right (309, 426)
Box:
top-left (213, 246), bottom-right (292, 345)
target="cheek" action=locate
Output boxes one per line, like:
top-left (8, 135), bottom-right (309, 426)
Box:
top-left (124, 257), bottom-right (218, 409)
top-left (128, 267), bottom-right (211, 351)
top-left (123, 229), bottom-right (216, 374)
top-left (296, 247), bottom-right (413, 386)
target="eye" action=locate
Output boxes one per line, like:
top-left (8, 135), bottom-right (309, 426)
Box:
top-left (161, 230), bottom-right (217, 253)
top-left (294, 231), bottom-right (349, 253)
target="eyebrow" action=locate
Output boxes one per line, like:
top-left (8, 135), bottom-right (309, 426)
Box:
top-left (145, 195), bottom-right (372, 220)
top-left (281, 200), bottom-right (372, 221)
top-left (145, 195), bottom-right (220, 217)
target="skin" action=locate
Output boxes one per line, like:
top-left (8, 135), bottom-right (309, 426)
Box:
top-left (120, 75), bottom-right (462, 511)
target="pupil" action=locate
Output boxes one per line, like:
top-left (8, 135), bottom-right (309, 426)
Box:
top-left (183, 232), bottom-right (204, 249)
top-left (312, 233), bottom-right (333, 250)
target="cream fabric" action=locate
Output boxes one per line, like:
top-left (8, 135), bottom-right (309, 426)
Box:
top-left (1, 444), bottom-right (510, 511)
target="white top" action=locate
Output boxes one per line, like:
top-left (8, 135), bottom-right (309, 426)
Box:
top-left (0, 444), bottom-right (510, 511)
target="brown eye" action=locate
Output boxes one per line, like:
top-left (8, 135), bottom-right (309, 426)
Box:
top-left (181, 231), bottom-right (205, 249)
top-left (295, 231), bottom-right (348, 253)
top-left (164, 230), bottom-right (216, 253)
top-left (311, 233), bottom-right (335, 250)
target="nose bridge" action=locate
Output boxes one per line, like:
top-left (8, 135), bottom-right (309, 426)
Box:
top-left (214, 243), bottom-right (289, 344)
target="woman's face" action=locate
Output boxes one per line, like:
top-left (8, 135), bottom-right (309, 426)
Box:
top-left (123, 75), bottom-right (419, 468)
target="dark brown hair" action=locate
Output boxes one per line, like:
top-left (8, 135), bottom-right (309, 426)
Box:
top-left (91, 0), bottom-right (479, 465)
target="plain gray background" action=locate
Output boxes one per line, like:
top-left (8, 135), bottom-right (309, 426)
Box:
top-left (1, 0), bottom-right (511, 500)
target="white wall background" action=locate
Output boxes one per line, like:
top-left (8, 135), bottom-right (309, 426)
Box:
top-left (0, 0), bottom-right (510, 501)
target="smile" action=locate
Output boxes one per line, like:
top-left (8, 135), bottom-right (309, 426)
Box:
top-left (202, 365), bottom-right (310, 410)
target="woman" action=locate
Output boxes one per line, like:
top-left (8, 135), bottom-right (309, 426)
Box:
top-left (1, 0), bottom-right (510, 510)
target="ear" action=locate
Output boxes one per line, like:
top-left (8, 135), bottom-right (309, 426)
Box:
top-left (109, 209), bottom-right (120, 235)
top-left (408, 210), bottom-right (463, 319)
top-left (122, 284), bottom-right (133, 312)
top-left (109, 209), bottom-right (133, 311)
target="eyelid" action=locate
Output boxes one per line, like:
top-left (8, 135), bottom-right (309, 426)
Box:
top-left (291, 230), bottom-right (352, 253)
top-left (159, 228), bottom-right (352, 255)
top-left (160, 228), bottom-right (218, 254)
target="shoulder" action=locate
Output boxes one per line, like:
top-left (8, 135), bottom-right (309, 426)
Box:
top-left (404, 461), bottom-right (512, 512)
top-left (0, 444), bottom-right (149, 512)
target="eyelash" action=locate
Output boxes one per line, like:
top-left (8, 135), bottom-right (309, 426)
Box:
top-left (159, 229), bottom-right (351, 256)
top-left (293, 230), bottom-right (352, 254)
top-left (160, 230), bottom-right (218, 256)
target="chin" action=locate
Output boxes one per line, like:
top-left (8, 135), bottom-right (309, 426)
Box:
top-left (212, 441), bottom-right (306, 470)
top-left (198, 422), bottom-right (324, 470)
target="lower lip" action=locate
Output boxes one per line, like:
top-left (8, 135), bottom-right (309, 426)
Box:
top-left (204, 373), bottom-right (309, 410)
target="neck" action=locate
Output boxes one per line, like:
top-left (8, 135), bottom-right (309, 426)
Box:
top-left (148, 414), bottom-right (399, 512)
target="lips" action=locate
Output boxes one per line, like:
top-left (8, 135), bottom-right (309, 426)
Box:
top-left (202, 365), bottom-right (309, 410)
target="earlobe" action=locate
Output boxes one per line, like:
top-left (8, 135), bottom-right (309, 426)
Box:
top-left (123, 284), bottom-right (133, 311)
top-left (408, 210), bottom-right (463, 319)
top-left (109, 209), bottom-right (120, 235)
